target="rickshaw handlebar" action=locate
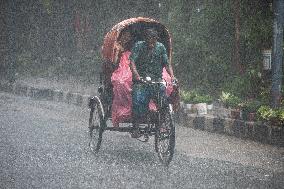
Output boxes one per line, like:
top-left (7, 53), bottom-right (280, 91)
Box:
top-left (138, 77), bottom-right (178, 87)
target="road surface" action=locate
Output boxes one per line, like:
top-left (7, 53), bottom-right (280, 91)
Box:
top-left (0, 92), bottom-right (283, 188)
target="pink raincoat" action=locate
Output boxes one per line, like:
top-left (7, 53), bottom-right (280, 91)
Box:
top-left (111, 51), bottom-right (133, 126)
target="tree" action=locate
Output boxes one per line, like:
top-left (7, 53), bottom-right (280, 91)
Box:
top-left (271, 0), bottom-right (284, 108)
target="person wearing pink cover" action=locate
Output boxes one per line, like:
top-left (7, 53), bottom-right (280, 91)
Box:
top-left (111, 31), bottom-right (133, 127)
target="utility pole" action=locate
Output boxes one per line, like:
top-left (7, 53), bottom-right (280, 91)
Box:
top-left (271, 0), bottom-right (284, 108)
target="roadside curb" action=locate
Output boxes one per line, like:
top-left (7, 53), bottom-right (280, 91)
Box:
top-left (0, 82), bottom-right (91, 108)
top-left (179, 112), bottom-right (284, 147)
top-left (1, 81), bottom-right (283, 147)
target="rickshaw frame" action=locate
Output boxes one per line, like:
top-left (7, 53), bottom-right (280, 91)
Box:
top-left (88, 17), bottom-right (179, 166)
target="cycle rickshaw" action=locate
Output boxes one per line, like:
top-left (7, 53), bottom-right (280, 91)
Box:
top-left (88, 17), bottom-right (180, 166)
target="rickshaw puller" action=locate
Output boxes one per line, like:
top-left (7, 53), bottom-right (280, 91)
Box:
top-left (129, 28), bottom-right (175, 138)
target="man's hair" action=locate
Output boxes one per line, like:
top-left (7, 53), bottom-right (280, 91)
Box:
top-left (145, 28), bottom-right (159, 39)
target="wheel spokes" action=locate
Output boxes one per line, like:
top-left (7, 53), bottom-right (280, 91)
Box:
top-left (89, 107), bottom-right (102, 152)
top-left (156, 111), bottom-right (175, 165)
top-left (158, 132), bottom-right (171, 153)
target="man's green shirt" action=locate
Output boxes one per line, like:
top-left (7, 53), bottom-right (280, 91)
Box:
top-left (129, 41), bottom-right (169, 80)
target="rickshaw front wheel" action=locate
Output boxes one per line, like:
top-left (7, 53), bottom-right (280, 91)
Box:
top-left (88, 97), bottom-right (104, 153)
top-left (155, 105), bottom-right (175, 166)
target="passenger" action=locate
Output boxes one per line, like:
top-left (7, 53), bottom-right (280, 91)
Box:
top-left (111, 30), bottom-right (133, 127)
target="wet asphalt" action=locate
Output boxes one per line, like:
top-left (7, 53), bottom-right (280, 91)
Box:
top-left (0, 92), bottom-right (283, 189)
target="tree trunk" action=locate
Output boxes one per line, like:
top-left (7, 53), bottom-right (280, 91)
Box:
top-left (271, 0), bottom-right (284, 108)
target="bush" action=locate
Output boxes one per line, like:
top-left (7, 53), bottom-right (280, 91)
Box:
top-left (222, 68), bottom-right (263, 99)
top-left (180, 90), bottom-right (197, 104)
top-left (220, 91), bottom-right (242, 109)
top-left (181, 89), bottom-right (213, 104)
top-left (241, 99), bottom-right (262, 113)
top-left (192, 94), bottom-right (213, 104)
top-left (257, 105), bottom-right (284, 127)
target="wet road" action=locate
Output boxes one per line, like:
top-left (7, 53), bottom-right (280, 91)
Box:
top-left (0, 92), bottom-right (283, 189)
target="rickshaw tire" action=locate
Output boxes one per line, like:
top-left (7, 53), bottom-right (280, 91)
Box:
top-left (88, 96), bottom-right (105, 153)
top-left (155, 109), bottom-right (175, 166)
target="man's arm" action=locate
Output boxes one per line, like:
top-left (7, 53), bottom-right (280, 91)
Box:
top-left (165, 64), bottom-right (174, 78)
top-left (129, 61), bottom-right (140, 80)
top-left (129, 41), bottom-right (142, 80)
top-left (160, 43), bottom-right (175, 79)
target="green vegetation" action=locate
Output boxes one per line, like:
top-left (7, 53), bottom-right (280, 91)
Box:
top-left (241, 100), bottom-right (262, 114)
top-left (257, 105), bottom-right (284, 127)
top-left (166, 0), bottom-right (274, 99)
top-left (219, 91), bottom-right (242, 109)
top-left (181, 89), bottom-right (212, 104)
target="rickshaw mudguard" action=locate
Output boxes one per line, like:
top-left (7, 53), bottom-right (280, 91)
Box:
top-left (88, 96), bottom-right (105, 119)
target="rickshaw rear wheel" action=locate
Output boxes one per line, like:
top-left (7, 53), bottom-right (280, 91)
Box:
top-left (155, 106), bottom-right (175, 166)
top-left (88, 97), bottom-right (104, 153)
